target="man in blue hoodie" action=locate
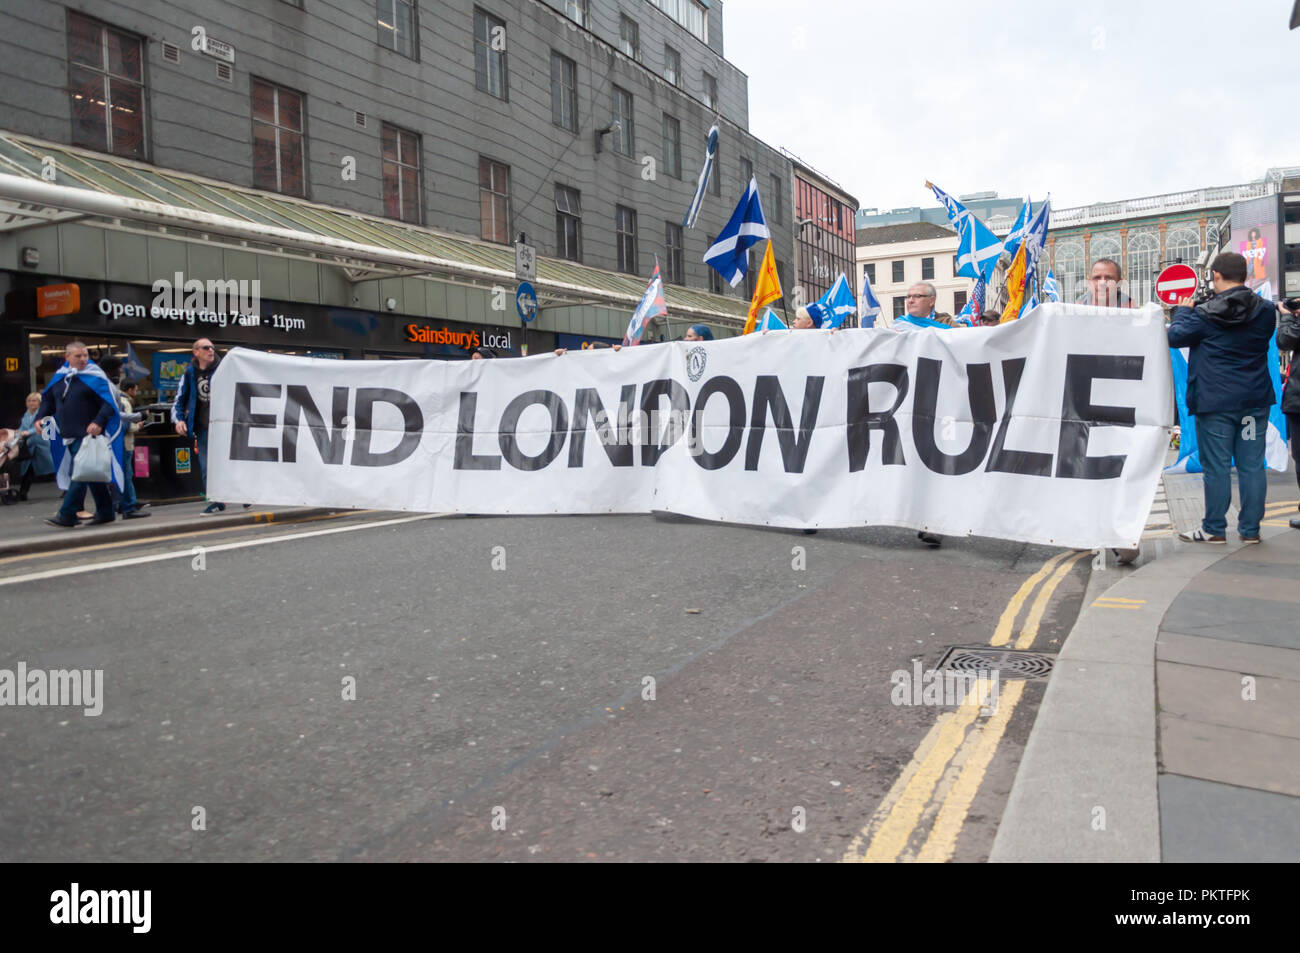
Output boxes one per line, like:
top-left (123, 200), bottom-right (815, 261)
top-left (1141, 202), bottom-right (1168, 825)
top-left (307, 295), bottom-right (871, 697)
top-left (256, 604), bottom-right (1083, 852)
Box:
top-left (1168, 252), bottom-right (1276, 544)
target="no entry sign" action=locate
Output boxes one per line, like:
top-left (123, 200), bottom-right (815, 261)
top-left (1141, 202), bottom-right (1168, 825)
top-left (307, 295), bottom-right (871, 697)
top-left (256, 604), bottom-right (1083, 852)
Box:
top-left (1155, 264), bottom-right (1199, 305)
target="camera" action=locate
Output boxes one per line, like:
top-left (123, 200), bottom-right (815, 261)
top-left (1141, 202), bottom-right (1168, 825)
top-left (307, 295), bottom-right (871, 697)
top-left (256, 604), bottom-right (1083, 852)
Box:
top-left (1280, 297), bottom-right (1300, 312)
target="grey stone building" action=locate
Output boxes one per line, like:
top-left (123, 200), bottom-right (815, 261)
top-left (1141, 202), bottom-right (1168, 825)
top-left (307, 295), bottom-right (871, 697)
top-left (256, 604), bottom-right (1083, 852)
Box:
top-left (0, 0), bottom-right (795, 412)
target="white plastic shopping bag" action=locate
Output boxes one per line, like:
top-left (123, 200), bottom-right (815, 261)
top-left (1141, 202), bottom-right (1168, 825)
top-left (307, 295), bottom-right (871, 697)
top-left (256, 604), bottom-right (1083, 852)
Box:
top-left (70, 434), bottom-right (113, 483)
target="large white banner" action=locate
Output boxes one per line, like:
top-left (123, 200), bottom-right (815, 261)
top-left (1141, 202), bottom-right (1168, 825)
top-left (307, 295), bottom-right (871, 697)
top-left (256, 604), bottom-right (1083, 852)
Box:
top-left (208, 303), bottom-right (1175, 548)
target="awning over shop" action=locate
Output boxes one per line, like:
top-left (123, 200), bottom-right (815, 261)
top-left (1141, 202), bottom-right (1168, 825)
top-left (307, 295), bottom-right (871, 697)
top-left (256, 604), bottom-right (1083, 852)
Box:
top-left (0, 131), bottom-right (750, 327)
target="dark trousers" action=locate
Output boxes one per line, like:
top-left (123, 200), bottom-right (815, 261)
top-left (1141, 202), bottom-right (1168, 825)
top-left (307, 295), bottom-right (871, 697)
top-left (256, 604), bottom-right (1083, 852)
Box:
top-left (1290, 414), bottom-right (1300, 499)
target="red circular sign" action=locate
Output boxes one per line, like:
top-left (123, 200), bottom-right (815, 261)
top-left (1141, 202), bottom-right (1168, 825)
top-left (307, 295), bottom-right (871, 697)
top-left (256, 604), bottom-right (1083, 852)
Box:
top-left (1155, 264), bottom-right (1199, 305)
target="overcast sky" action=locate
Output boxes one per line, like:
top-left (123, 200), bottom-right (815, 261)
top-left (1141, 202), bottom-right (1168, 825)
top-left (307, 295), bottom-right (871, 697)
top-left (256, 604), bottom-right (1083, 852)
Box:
top-left (723, 0), bottom-right (1300, 213)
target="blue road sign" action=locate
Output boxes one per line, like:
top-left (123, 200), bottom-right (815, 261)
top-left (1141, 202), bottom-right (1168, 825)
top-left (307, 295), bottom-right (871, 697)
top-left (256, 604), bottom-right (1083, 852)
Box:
top-left (516, 281), bottom-right (537, 323)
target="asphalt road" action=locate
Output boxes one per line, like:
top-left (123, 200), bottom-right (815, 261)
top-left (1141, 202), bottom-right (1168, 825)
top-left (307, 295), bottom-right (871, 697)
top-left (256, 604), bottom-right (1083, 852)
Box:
top-left (0, 512), bottom-right (1088, 862)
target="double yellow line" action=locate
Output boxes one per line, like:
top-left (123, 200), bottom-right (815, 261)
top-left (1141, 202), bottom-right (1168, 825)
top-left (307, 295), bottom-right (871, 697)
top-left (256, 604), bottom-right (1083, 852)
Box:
top-left (841, 548), bottom-right (1090, 863)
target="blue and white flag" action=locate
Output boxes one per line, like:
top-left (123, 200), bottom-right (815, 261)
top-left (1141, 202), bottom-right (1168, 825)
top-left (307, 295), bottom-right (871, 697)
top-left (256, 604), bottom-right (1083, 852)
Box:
top-left (682, 123), bottom-right (719, 229)
top-left (1003, 198), bottom-right (1032, 260)
top-left (40, 360), bottom-right (125, 491)
top-left (124, 342), bottom-right (150, 382)
top-left (858, 268), bottom-right (883, 328)
top-left (703, 176), bottom-right (768, 287)
top-left (1165, 341), bottom-right (1290, 474)
top-left (1042, 269), bottom-right (1061, 302)
top-left (808, 273), bottom-right (856, 329)
top-left (757, 308), bottom-right (787, 331)
top-left (928, 181), bottom-right (1003, 282)
top-left (623, 258), bottom-right (668, 346)
top-left (1017, 197), bottom-right (1052, 318)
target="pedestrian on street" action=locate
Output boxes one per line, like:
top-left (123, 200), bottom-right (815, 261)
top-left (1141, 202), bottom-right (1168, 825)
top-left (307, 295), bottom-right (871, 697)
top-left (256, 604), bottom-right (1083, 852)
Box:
top-left (1276, 297), bottom-right (1300, 530)
top-left (1168, 252), bottom-right (1276, 544)
top-left (172, 337), bottom-right (245, 515)
top-left (1076, 258), bottom-right (1136, 308)
top-left (14, 391), bottom-right (55, 500)
top-left (33, 341), bottom-right (120, 527)
top-left (893, 282), bottom-right (948, 547)
top-left (116, 379), bottom-right (149, 519)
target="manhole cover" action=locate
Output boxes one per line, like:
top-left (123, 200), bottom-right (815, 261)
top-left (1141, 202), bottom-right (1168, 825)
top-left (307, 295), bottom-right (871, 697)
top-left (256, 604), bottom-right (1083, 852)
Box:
top-left (935, 646), bottom-right (1055, 680)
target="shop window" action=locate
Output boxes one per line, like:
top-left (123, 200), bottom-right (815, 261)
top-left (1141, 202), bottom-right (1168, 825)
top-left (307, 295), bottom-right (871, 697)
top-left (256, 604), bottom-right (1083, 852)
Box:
top-left (67, 12), bottom-right (147, 160)
top-left (381, 124), bottom-right (421, 224)
top-left (479, 157), bottom-right (510, 244)
top-left (251, 78), bottom-right (306, 197)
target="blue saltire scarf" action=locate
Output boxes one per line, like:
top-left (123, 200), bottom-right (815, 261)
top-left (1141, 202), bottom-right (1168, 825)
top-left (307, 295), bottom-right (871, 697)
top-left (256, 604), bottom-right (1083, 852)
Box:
top-left (40, 360), bottom-right (125, 491)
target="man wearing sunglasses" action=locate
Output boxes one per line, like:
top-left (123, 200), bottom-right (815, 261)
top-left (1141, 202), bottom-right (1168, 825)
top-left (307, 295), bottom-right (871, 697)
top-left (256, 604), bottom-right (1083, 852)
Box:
top-left (172, 337), bottom-right (227, 514)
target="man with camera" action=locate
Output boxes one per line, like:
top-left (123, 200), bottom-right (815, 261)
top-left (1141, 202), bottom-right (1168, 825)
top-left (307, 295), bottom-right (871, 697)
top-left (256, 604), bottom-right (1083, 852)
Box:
top-left (1277, 297), bottom-right (1300, 529)
top-left (1168, 252), bottom-right (1277, 544)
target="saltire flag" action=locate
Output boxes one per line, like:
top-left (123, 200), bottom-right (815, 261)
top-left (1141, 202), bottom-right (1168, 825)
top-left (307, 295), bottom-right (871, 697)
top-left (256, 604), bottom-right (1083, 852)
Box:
top-left (927, 180), bottom-right (1003, 281)
top-left (623, 257), bottom-right (668, 345)
top-left (682, 123), bottom-right (719, 229)
top-left (704, 176), bottom-right (768, 287)
top-left (1042, 269), bottom-right (1061, 302)
top-left (40, 360), bottom-right (126, 491)
top-left (858, 268), bottom-right (883, 328)
top-left (808, 273), bottom-right (856, 329)
top-left (744, 240), bottom-right (782, 334)
top-left (955, 274), bottom-right (987, 325)
top-left (1001, 242), bottom-right (1029, 322)
top-left (895, 312), bottom-right (951, 331)
top-left (757, 308), bottom-right (787, 331)
top-left (123, 342), bottom-right (150, 382)
top-left (1166, 340), bottom-right (1291, 474)
top-left (1003, 197), bottom-right (1032, 260)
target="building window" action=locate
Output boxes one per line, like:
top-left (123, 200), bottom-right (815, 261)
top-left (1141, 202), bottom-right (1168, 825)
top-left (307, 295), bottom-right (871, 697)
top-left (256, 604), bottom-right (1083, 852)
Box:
top-left (709, 236), bottom-right (724, 294)
top-left (556, 185), bottom-right (581, 261)
top-left (616, 206), bottom-right (638, 274)
top-left (550, 52), bottom-right (577, 132)
top-left (618, 15), bottom-right (639, 60)
top-left (864, 262), bottom-right (875, 285)
top-left (67, 13), bottom-right (147, 159)
top-left (703, 73), bottom-right (717, 110)
top-left (1053, 239), bottom-right (1085, 302)
top-left (739, 157), bottom-right (753, 189)
top-left (1166, 225), bottom-right (1200, 265)
top-left (662, 114), bottom-right (681, 178)
top-left (251, 78), bottom-right (306, 197)
top-left (892, 297), bottom-right (906, 318)
top-left (953, 290), bottom-right (967, 313)
top-left (891, 260), bottom-right (904, 283)
top-left (665, 222), bottom-right (683, 285)
top-left (564, 0), bottom-right (587, 27)
top-left (474, 9), bottom-right (508, 99)
top-left (1126, 230), bottom-right (1160, 304)
top-left (710, 140), bottom-right (721, 197)
top-left (770, 173), bottom-right (783, 225)
top-left (648, 0), bottom-right (708, 43)
top-left (952, 254), bottom-right (960, 276)
top-left (376, 0), bottom-right (417, 58)
top-left (922, 257), bottom-right (934, 280)
top-left (381, 124), bottom-right (421, 224)
top-left (478, 157), bottom-right (510, 243)
top-left (611, 86), bottom-right (634, 156)
top-left (663, 45), bottom-right (680, 86)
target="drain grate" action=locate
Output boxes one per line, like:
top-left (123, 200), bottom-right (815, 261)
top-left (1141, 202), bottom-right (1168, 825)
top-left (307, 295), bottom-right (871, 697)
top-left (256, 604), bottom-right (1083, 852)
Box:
top-left (935, 646), bottom-right (1056, 680)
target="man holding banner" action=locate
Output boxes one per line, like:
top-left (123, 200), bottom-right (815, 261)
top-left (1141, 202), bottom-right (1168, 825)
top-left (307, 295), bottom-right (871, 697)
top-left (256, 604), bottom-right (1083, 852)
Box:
top-left (1169, 252), bottom-right (1277, 544)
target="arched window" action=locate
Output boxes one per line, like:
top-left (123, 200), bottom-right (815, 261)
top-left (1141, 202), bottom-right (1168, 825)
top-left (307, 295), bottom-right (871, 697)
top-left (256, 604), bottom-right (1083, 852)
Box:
top-left (1054, 240), bottom-right (1085, 302)
top-left (1090, 233), bottom-right (1121, 265)
top-left (1126, 230), bottom-right (1159, 303)
top-left (1205, 221), bottom-right (1220, 253)
top-left (1166, 225), bottom-right (1200, 265)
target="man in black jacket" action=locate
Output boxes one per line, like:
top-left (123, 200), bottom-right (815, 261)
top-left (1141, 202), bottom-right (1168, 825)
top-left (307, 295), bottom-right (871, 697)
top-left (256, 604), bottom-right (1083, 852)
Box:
top-left (1168, 253), bottom-right (1277, 543)
top-left (1277, 299), bottom-right (1300, 529)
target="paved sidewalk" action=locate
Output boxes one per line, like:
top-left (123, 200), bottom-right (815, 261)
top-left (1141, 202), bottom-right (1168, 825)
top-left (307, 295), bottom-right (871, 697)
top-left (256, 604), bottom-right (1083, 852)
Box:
top-left (0, 480), bottom-right (339, 557)
top-left (992, 486), bottom-right (1300, 862)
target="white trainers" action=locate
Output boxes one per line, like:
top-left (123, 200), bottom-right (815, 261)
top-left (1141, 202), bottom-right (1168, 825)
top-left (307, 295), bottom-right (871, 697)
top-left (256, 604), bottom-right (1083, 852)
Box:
top-left (1178, 528), bottom-right (1225, 544)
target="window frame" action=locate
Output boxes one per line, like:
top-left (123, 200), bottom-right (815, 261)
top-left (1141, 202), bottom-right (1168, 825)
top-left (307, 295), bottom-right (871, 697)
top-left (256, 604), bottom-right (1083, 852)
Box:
top-left (618, 14), bottom-right (640, 61)
top-left (769, 172), bottom-right (783, 225)
top-left (66, 12), bottom-right (149, 160)
top-left (555, 185), bottom-right (582, 262)
top-left (665, 221), bottom-right (684, 285)
top-left (250, 77), bottom-right (307, 198)
top-left (550, 51), bottom-right (577, 133)
top-left (921, 257), bottom-right (935, 281)
top-left (891, 260), bottom-right (905, 283)
top-left (662, 113), bottom-right (681, 179)
top-left (376, 0), bottom-right (419, 60)
top-left (564, 0), bottom-right (587, 28)
top-left (473, 8), bottom-right (508, 100)
top-left (478, 156), bottom-right (511, 244)
top-left (380, 122), bottom-right (422, 225)
top-left (616, 205), bottom-right (638, 274)
top-left (611, 85), bottom-right (635, 157)
top-left (703, 72), bottom-right (717, 110)
top-left (663, 44), bottom-right (680, 86)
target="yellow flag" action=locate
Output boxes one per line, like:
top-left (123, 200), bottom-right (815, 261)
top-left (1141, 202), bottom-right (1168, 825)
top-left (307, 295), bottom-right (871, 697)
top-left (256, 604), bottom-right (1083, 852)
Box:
top-left (1001, 244), bottom-right (1027, 322)
top-left (744, 241), bottom-right (782, 334)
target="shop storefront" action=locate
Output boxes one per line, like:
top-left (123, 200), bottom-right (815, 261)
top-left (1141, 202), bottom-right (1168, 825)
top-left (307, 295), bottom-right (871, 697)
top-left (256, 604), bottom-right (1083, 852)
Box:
top-left (1, 273), bottom-right (552, 501)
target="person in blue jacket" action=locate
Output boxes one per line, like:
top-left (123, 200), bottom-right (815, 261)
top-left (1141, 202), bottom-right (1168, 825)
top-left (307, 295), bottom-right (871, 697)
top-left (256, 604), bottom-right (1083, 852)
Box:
top-left (15, 391), bottom-right (55, 499)
top-left (1168, 252), bottom-right (1276, 544)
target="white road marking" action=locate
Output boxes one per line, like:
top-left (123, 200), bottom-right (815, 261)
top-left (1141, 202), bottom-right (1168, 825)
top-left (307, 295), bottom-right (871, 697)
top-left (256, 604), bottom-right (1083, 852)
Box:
top-left (0, 513), bottom-right (446, 587)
